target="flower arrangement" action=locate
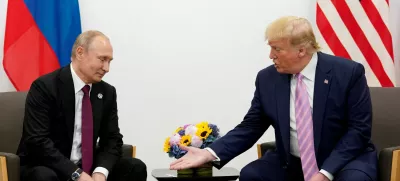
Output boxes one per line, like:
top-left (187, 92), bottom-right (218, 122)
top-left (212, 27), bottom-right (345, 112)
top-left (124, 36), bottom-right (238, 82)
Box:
top-left (163, 121), bottom-right (221, 159)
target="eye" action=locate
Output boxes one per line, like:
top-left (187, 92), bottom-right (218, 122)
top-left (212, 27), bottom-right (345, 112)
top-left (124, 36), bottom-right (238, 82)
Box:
top-left (98, 57), bottom-right (106, 61)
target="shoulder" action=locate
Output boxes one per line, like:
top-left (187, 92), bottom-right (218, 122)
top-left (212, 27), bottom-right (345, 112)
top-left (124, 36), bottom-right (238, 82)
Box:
top-left (29, 67), bottom-right (64, 93)
top-left (318, 52), bottom-right (363, 72)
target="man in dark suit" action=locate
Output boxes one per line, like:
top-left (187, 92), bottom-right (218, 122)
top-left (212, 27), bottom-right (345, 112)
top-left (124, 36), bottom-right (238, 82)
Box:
top-left (17, 30), bottom-right (147, 181)
top-left (170, 16), bottom-right (377, 181)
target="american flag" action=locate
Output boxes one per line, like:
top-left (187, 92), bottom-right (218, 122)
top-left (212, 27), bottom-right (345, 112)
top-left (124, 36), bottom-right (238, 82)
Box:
top-left (316, 0), bottom-right (395, 87)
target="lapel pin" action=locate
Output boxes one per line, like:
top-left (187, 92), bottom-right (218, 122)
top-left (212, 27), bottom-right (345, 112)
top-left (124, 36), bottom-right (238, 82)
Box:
top-left (324, 79), bottom-right (329, 84)
top-left (98, 93), bottom-right (103, 99)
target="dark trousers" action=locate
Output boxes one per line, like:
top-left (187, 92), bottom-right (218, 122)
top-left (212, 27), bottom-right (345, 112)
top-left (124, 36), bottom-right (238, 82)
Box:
top-left (239, 152), bottom-right (374, 181)
top-left (21, 157), bottom-right (147, 181)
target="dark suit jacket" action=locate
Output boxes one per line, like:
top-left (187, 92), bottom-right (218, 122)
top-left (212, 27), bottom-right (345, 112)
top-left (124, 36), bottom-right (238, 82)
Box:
top-left (17, 65), bottom-right (123, 180)
top-left (209, 52), bottom-right (377, 178)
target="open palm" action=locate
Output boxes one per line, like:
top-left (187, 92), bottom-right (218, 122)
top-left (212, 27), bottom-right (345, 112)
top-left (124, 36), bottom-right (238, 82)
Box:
top-left (169, 145), bottom-right (215, 170)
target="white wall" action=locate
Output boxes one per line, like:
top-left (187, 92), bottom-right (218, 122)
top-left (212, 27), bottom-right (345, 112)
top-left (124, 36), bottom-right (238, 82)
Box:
top-left (77, 0), bottom-right (315, 180)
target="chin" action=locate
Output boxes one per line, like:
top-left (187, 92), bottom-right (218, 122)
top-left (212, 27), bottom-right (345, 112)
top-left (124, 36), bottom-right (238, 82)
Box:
top-left (92, 78), bottom-right (102, 83)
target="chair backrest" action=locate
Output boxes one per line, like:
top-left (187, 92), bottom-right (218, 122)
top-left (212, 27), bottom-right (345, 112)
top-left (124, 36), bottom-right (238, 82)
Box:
top-left (0, 91), bottom-right (27, 153)
top-left (370, 87), bottom-right (400, 152)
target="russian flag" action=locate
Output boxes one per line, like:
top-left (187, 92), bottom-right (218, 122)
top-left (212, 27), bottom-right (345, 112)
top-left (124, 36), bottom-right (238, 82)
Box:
top-left (2, 0), bottom-right (82, 91)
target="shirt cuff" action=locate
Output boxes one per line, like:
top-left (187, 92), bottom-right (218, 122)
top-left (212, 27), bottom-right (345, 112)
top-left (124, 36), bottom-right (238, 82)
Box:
top-left (93, 167), bottom-right (109, 179)
top-left (204, 147), bottom-right (220, 161)
top-left (320, 169), bottom-right (334, 181)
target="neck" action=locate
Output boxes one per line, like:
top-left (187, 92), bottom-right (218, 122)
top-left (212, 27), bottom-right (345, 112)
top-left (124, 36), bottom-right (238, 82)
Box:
top-left (71, 61), bottom-right (91, 84)
top-left (295, 54), bottom-right (313, 74)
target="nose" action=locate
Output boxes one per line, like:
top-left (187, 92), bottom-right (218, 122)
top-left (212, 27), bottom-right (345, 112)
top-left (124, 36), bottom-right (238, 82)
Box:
top-left (269, 50), bottom-right (275, 60)
top-left (102, 61), bottom-right (110, 73)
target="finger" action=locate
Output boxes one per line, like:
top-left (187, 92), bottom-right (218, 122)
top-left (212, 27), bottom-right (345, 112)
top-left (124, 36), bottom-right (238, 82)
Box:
top-left (170, 161), bottom-right (185, 170)
top-left (173, 161), bottom-right (192, 170)
top-left (170, 157), bottom-right (184, 166)
top-left (179, 144), bottom-right (190, 151)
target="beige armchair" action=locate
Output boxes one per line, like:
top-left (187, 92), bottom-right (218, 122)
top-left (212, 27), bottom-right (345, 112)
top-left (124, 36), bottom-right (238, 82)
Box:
top-left (0, 91), bottom-right (136, 181)
top-left (257, 87), bottom-right (400, 181)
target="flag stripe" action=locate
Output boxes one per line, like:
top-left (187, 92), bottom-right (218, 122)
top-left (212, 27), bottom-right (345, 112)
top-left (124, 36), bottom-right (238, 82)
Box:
top-left (3, 0), bottom-right (82, 91)
top-left (360, 0), bottom-right (393, 61)
top-left (23, 0), bottom-right (82, 67)
top-left (317, 0), bottom-right (381, 87)
top-left (346, 1), bottom-right (395, 83)
top-left (371, 0), bottom-right (390, 30)
top-left (330, 0), bottom-right (393, 87)
top-left (316, 4), bottom-right (350, 59)
top-left (3, 0), bottom-right (59, 91)
top-left (346, 0), bottom-right (395, 84)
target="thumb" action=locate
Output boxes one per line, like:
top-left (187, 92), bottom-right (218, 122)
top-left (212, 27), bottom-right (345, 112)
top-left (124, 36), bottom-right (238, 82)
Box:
top-left (179, 144), bottom-right (191, 151)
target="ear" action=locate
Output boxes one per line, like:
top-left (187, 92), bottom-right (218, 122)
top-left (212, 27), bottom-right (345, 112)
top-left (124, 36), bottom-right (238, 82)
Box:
top-left (76, 46), bottom-right (84, 60)
top-left (298, 47), bottom-right (306, 58)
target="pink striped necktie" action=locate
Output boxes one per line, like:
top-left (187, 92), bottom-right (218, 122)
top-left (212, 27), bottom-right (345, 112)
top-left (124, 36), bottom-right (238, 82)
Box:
top-left (295, 73), bottom-right (319, 181)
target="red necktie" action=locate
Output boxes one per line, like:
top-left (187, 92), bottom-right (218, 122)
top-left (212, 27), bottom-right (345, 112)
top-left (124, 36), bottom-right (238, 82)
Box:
top-left (81, 85), bottom-right (93, 173)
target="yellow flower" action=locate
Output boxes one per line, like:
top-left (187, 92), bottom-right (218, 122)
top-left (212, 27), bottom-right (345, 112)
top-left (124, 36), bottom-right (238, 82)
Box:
top-left (180, 135), bottom-right (192, 146)
top-left (163, 137), bottom-right (171, 152)
top-left (196, 126), bottom-right (212, 139)
top-left (196, 121), bottom-right (209, 129)
top-left (174, 127), bottom-right (183, 133)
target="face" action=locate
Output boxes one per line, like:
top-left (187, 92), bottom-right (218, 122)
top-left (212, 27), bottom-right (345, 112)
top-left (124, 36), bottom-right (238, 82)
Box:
top-left (268, 39), bottom-right (305, 74)
top-left (76, 36), bottom-right (113, 83)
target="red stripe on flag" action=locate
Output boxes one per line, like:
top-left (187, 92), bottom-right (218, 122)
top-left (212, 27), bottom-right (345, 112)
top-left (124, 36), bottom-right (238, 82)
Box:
top-left (316, 4), bottom-right (351, 59)
top-left (3, 0), bottom-right (60, 91)
top-left (330, 0), bottom-right (393, 87)
top-left (360, 0), bottom-right (393, 61)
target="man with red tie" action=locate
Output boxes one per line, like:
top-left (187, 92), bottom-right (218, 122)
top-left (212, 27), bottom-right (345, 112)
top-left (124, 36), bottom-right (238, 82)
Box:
top-left (170, 16), bottom-right (377, 181)
top-left (16, 30), bottom-right (147, 181)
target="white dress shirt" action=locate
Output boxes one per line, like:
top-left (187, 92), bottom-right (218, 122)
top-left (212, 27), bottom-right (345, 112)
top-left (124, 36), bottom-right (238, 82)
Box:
top-left (70, 64), bottom-right (109, 178)
top-left (206, 53), bottom-right (333, 180)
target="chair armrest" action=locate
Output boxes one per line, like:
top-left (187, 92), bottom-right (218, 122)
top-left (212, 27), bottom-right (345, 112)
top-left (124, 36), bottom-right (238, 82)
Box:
top-left (257, 141), bottom-right (276, 158)
top-left (0, 152), bottom-right (20, 181)
top-left (378, 146), bottom-right (400, 181)
top-left (122, 144), bottom-right (136, 158)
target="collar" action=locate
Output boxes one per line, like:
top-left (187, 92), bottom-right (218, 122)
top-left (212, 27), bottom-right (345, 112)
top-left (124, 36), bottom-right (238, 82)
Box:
top-left (295, 52), bottom-right (318, 81)
top-left (70, 63), bottom-right (92, 94)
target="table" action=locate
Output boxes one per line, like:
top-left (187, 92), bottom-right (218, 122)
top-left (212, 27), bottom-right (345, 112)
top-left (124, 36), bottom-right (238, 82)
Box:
top-left (151, 167), bottom-right (239, 181)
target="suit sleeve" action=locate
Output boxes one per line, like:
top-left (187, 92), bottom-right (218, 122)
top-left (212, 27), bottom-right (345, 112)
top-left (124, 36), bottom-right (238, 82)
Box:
top-left (94, 86), bottom-right (123, 172)
top-left (321, 63), bottom-right (373, 174)
top-left (23, 80), bottom-right (78, 180)
top-left (209, 71), bottom-right (271, 168)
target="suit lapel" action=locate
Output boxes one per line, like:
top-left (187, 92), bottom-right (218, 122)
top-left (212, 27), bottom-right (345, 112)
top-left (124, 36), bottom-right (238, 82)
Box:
top-left (90, 83), bottom-right (103, 139)
top-left (58, 65), bottom-right (76, 143)
top-left (313, 52), bottom-right (332, 156)
top-left (276, 73), bottom-right (291, 156)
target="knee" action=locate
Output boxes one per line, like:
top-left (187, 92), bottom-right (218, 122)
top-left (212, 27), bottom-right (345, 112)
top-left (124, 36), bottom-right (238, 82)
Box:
top-left (239, 163), bottom-right (261, 181)
top-left (121, 157), bottom-right (147, 173)
top-left (29, 166), bottom-right (59, 181)
top-left (336, 170), bottom-right (372, 181)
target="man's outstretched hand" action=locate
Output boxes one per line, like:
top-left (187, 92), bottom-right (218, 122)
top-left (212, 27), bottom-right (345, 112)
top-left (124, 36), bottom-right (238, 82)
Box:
top-left (169, 144), bottom-right (216, 170)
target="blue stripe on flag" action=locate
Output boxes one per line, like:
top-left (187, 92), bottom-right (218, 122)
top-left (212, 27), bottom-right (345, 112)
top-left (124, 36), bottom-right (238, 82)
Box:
top-left (24, 0), bottom-right (82, 67)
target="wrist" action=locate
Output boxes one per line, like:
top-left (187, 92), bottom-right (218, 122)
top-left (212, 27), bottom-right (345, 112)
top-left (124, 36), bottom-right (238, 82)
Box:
top-left (71, 168), bottom-right (83, 181)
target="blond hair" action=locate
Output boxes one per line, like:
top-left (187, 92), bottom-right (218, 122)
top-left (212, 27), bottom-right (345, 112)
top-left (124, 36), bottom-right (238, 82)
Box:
top-left (71, 30), bottom-right (108, 58)
top-left (265, 16), bottom-right (320, 54)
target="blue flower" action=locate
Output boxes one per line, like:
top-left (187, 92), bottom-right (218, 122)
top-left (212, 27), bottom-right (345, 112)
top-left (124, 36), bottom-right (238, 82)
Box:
top-left (170, 145), bottom-right (187, 159)
top-left (178, 129), bottom-right (185, 136)
top-left (208, 124), bottom-right (220, 137)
